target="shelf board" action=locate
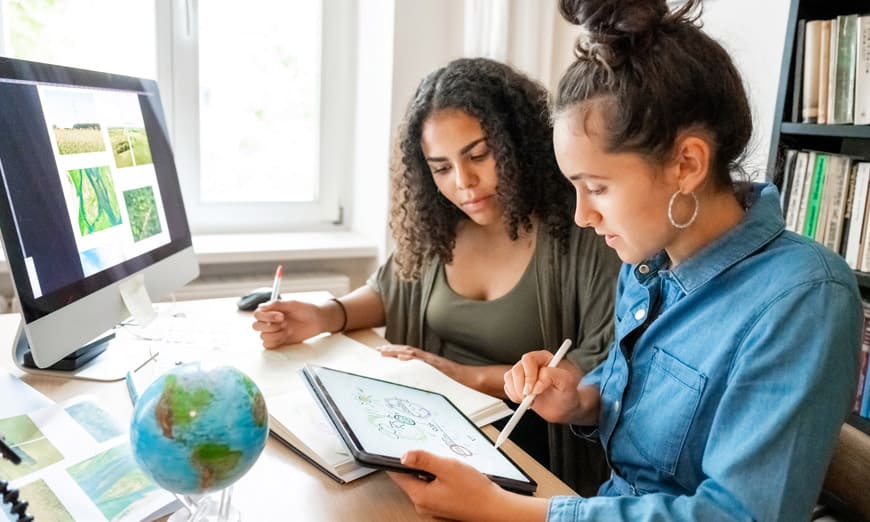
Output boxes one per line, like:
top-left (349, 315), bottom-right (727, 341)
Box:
top-left (856, 271), bottom-right (870, 290)
top-left (847, 413), bottom-right (870, 436)
top-left (780, 123), bottom-right (870, 139)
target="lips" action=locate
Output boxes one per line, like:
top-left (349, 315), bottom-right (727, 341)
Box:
top-left (603, 234), bottom-right (618, 248)
top-left (461, 195), bottom-right (493, 211)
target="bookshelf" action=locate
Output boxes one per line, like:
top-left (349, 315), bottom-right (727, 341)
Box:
top-left (770, 1), bottom-right (870, 519)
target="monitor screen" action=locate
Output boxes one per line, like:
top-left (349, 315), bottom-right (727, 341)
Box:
top-left (0, 57), bottom-right (199, 370)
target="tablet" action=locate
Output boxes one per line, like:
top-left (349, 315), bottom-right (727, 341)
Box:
top-left (301, 364), bottom-right (537, 494)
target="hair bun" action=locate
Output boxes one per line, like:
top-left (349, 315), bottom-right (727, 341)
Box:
top-left (560, 0), bottom-right (699, 70)
top-left (559, 0), bottom-right (668, 34)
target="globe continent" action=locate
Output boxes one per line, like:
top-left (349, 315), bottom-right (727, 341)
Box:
top-left (130, 362), bottom-right (268, 495)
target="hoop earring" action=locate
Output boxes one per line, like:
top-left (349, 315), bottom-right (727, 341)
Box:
top-left (668, 191), bottom-right (699, 229)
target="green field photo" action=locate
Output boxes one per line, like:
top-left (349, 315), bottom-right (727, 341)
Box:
top-left (109, 127), bottom-right (153, 168)
top-left (19, 479), bottom-right (75, 522)
top-left (54, 123), bottom-right (106, 155)
top-left (67, 166), bottom-right (123, 236)
top-left (123, 186), bottom-right (162, 242)
top-left (0, 414), bottom-right (64, 480)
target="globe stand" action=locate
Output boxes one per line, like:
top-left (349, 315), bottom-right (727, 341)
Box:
top-left (168, 487), bottom-right (239, 522)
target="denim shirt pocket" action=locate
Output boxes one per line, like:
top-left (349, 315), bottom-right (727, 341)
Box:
top-left (625, 347), bottom-right (706, 475)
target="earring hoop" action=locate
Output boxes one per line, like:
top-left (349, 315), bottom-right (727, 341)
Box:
top-left (668, 191), bottom-right (699, 229)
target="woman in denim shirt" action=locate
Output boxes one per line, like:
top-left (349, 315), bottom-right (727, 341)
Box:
top-left (388, 0), bottom-right (863, 520)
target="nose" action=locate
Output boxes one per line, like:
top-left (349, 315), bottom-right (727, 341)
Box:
top-left (454, 163), bottom-right (477, 189)
top-left (574, 190), bottom-right (599, 228)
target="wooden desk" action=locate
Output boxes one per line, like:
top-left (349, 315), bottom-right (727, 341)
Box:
top-left (0, 299), bottom-right (574, 521)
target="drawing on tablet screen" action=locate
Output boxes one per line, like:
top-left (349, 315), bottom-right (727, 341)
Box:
top-left (353, 387), bottom-right (477, 456)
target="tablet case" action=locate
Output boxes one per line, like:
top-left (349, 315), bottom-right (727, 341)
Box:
top-left (301, 364), bottom-right (537, 495)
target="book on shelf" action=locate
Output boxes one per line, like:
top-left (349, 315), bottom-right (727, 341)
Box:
top-left (856, 308), bottom-right (870, 415)
top-left (856, 15), bottom-right (870, 125)
top-left (802, 20), bottom-right (823, 123)
top-left (844, 162), bottom-right (870, 267)
top-left (818, 19), bottom-right (832, 124)
top-left (822, 155), bottom-right (853, 252)
top-left (791, 19), bottom-right (807, 123)
top-left (786, 151), bottom-right (810, 232)
top-left (779, 149), bottom-right (799, 216)
top-left (803, 153), bottom-right (828, 238)
top-left (0, 370), bottom-right (180, 522)
top-left (825, 17), bottom-right (839, 124)
top-left (837, 162), bottom-right (859, 256)
top-left (831, 14), bottom-right (858, 125)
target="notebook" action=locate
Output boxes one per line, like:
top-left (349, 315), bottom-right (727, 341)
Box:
top-left (253, 334), bottom-right (514, 483)
top-left (301, 364), bottom-right (537, 494)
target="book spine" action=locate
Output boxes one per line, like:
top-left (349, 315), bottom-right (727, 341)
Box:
top-left (839, 162), bottom-right (859, 256)
top-left (855, 15), bottom-right (870, 125)
top-left (796, 151), bottom-right (818, 233)
top-left (856, 344), bottom-right (870, 413)
top-left (792, 20), bottom-right (807, 123)
top-left (847, 162), bottom-right (870, 268)
top-left (803, 153), bottom-right (828, 238)
top-left (863, 362), bottom-right (870, 417)
top-left (825, 156), bottom-right (852, 252)
top-left (832, 14), bottom-right (858, 125)
top-left (802, 20), bottom-right (822, 123)
top-left (826, 18), bottom-right (839, 124)
top-left (818, 20), bottom-right (831, 124)
top-left (786, 151), bottom-right (810, 232)
top-left (779, 149), bottom-right (798, 216)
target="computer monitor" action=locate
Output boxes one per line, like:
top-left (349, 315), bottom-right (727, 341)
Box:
top-left (0, 57), bottom-right (199, 379)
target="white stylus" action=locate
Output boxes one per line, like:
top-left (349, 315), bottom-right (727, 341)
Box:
top-left (494, 338), bottom-right (573, 448)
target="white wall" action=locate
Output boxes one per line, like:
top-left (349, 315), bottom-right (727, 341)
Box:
top-left (350, 1), bottom-right (464, 262)
top-left (696, 0), bottom-right (791, 178)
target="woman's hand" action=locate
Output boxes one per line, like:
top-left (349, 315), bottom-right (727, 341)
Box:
top-left (251, 300), bottom-right (326, 349)
top-left (377, 344), bottom-right (467, 382)
top-left (388, 450), bottom-right (546, 521)
top-left (503, 350), bottom-right (585, 424)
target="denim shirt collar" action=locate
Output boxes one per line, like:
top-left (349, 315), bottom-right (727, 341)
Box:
top-left (634, 183), bottom-right (784, 293)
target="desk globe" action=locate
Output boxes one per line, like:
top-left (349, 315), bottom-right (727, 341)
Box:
top-left (130, 362), bottom-right (268, 521)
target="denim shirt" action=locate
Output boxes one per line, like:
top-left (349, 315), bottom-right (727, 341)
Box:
top-left (548, 183), bottom-right (862, 522)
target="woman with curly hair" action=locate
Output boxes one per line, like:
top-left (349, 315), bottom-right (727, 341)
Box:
top-left (252, 57), bottom-right (620, 490)
top-left (388, 1), bottom-right (861, 520)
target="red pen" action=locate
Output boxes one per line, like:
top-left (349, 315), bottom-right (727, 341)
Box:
top-left (270, 265), bottom-right (283, 302)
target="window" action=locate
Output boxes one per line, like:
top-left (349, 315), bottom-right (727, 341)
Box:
top-left (1, 0), bottom-right (354, 233)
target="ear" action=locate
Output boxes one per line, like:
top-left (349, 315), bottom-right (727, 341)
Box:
top-left (668, 134), bottom-right (711, 194)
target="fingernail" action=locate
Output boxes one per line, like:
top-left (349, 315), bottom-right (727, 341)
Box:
top-left (523, 383), bottom-right (531, 395)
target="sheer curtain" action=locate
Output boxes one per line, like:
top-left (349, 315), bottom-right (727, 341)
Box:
top-left (463, 0), bottom-right (577, 89)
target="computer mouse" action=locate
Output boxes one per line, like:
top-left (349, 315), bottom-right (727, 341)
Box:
top-left (236, 287), bottom-right (275, 311)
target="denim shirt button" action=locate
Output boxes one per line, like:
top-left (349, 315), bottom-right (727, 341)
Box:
top-left (638, 264), bottom-right (650, 274)
top-left (634, 308), bottom-right (646, 320)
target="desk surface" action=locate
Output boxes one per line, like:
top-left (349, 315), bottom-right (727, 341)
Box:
top-left (0, 298), bottom-right (574, 521)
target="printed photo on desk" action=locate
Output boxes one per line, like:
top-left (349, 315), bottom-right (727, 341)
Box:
top-left (301, 364), bottom-right (537, 494)
top-left (0, 394), bottom-right (179, 522)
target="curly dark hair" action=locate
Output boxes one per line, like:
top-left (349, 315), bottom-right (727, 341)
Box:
top-left (390, 57), bottom-right (573, 280)
top-left (554, 0), bottom-right (752, 191)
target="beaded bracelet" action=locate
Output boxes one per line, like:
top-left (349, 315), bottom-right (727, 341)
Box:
top-left (329, 298), bottom-right (348, 333)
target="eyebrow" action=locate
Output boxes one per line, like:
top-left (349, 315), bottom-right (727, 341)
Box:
top-left (567, 172), bottom-right (608, 181)
top-left (424, 137), bottom-right (487, 162)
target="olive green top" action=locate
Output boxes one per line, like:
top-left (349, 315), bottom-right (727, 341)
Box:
top-left (427, 258), bottom-right (544, 366)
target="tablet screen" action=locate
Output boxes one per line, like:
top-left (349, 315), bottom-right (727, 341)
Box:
top-left (307, 365), bottom-right (533, 486)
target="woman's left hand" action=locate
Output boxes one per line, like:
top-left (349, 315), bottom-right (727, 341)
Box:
top-left (388, 450), bottom-right (507, 521)
top-left (377, 344), bottom-right (466, 382)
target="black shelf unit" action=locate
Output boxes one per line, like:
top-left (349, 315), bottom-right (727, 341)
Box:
top-left (769, 1), bottom-right (870, 435)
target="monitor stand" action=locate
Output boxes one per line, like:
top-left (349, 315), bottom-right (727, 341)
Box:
top-left (12, 323), bottom-right (156, 382)
top-left (12, 273), bottom-right (160, 382)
